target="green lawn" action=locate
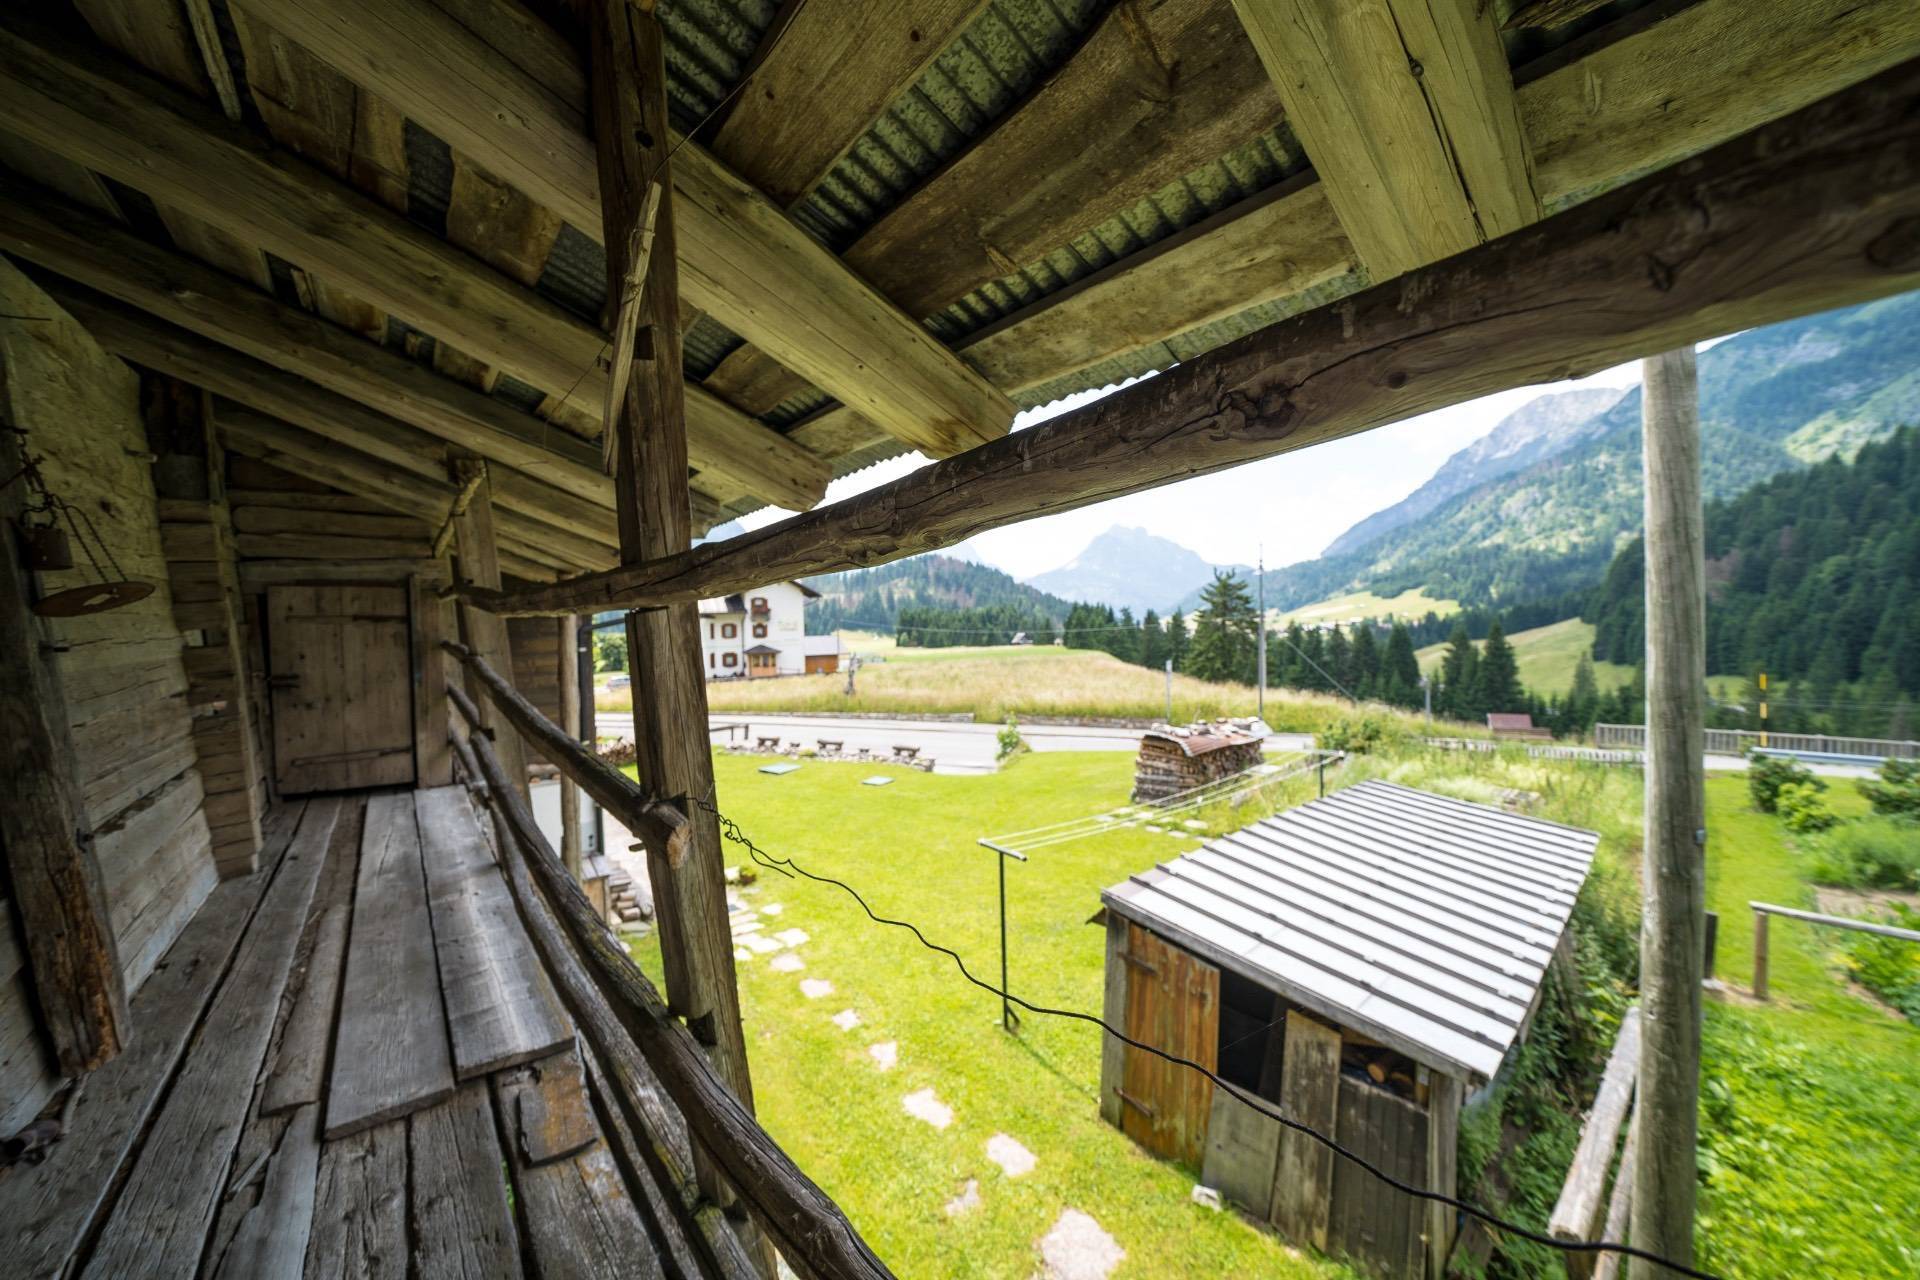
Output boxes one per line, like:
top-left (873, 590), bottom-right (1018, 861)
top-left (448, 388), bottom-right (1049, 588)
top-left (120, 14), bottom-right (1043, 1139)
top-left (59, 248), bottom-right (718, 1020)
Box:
top-left (1278, 586), bottom-right (1459, 628)
top-left (1695, 775), bottom-right (1920, 1279)
top-left (627, 751), bottom-right (1344, 1279)
top-left (1415, 617), bottom-right (1635, 696)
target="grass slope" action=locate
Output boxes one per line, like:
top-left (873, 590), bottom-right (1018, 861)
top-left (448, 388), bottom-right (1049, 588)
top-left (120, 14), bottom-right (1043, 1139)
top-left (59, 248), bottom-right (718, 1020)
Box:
top-left (1276, 586), bottom-right (1458, 628)
top-left (1416, 618), bottom-right (1636, 695)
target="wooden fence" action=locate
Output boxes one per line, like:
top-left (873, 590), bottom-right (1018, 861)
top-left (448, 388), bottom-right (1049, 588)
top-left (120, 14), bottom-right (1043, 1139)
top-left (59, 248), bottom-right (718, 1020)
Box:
top-left (1595, 723), bottom-right (1920, 760)
top-left (1751, 902), bottom-right (1920, 1000)
top-left (1548, 1006), bottom-right (1641, 1280)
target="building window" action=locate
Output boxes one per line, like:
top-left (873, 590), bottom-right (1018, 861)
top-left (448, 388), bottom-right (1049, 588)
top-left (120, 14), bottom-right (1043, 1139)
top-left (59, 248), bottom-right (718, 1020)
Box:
top-left (708, 622), bottom-right (715, 639)
top-left (708, 653), bottom-right (715, 668)
top-left (722, 623), bottom-right (737, 638)
top-left (750, 596), bottom-right (769, 614)
top-left (752, 623), bottom-right (767, 638)
top-left (722, 652), bottom-right (737, 667)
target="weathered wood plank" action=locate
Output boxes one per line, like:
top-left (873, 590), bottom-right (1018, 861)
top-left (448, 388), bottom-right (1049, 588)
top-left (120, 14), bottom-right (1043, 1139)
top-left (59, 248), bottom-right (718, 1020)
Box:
top-left (325, 793), bottom-right (454, 1138)
top-left (417, 786), bottom-right (572, 1078)
top-left (504, 1070), bottom-right (665, 1280)
top-left (207, 1103), bottom-right (323, 1280)
top-left (260, 905), bottom-right (349, 1115)
top-left (303, 1114), bottom-right (409, 1280)
top-left (410, 1080), bottom-right (523, 1279)
top-left (83, 798), bottom-right (341, 1278)
top-left (474, 56), bottom-right (1920, 615)
top-left (1098, 909), bottom-right (1130, 1129)
top-left (503, 1050), bottom-right (600, 1167)
top-left (0, 804), bottom-right (304, 1279)
top-left (1271, 1009), bottom-right (1340, 1250)
top-left (450, 461), bottom-right (532, 804)
top-left (1549, 1005), bottom-right (1641, 1254)
top-left (1201, 1085), bottom-right (1282, 1218)
top-left (1427, 1072), bottom-right (1462, 1279)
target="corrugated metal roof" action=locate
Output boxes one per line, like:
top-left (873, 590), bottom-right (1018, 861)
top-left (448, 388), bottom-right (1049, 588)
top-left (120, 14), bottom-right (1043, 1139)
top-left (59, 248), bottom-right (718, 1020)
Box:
top-left (1101, 780), bottom-right (1598, 1082)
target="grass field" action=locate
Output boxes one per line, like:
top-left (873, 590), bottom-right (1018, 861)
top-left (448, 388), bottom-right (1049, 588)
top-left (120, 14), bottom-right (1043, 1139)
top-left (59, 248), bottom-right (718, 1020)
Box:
top-left (615, 750), bottom-right (1916, 1278)
top-left (601, 646), bottom-right (1457, 739)
top-left (1416, 617), bottom-right (1636, 695)
top-left (1277, 586), bottom-right (1458, 628)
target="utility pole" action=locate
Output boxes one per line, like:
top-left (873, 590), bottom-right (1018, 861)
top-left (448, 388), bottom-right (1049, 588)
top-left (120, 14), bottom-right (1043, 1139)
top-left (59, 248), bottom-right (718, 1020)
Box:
top-left (1164, 658), bottom-right (1173, 724)
top-left (1256, 548), bottom-right (1266, 720)
top-left (1631, 345), bottom-right (1706, 1280)
top-left (1758, 670), bottom-right (1768, 746)
top-left (1421, 674), bottom-right (1432, 730)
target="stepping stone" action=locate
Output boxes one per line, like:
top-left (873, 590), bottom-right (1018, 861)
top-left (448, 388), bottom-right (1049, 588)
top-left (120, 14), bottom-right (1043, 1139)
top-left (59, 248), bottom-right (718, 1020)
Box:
top-left (759, 762), bottom-right (800, 776)
top-left (1036, 1209), bottom-right (1125, 1280)
top-left (799, 978), bottom-right (834, 1000)
top-left (943, 1178), bottom-right (981, 1217)
top-left (831, 1009), bottom-right (861, 1031)
top-left (734, 947), bottom-right (753, 962)
top-left (985, 1133), bottom-right (1035, 1178)
top-left (762, 903), bottom-right (784, 915)
top-left (862, 776), bottom-right (894, 786)
top-left (901, 1087), bottom-right (951, 1129)
top-left (867, 1041), bottom-right (897, 1070)
top-left (1181, 819), bottom-right (1207, 831)
top-left (744, 934), bottom-right (783, 954)
top-left (773, 928), bottom-right (810, 948)
top-left (769, 953), bottom-right (805, 973)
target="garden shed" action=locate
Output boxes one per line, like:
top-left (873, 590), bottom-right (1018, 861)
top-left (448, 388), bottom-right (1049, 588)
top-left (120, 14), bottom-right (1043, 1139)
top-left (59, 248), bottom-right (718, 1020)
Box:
top-left (1099, 781), bottom-right (1600, 1279)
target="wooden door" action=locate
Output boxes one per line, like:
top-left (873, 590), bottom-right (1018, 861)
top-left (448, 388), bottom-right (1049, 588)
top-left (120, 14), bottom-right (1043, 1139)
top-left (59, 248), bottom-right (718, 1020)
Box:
top-left (268, 584), bottom-right (415, 794)
top-left (1118, 923), bottom-right (1219, 1166)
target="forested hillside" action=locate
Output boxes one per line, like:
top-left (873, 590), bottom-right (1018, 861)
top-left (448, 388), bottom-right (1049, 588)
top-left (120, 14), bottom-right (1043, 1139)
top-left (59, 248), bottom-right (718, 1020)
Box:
top-left (1261, 291), bottom-right (1920, 610)
top-left (1586, 428), bottom-right (1920, 735)
top-left (804, 554), bottom-right (1075, 634)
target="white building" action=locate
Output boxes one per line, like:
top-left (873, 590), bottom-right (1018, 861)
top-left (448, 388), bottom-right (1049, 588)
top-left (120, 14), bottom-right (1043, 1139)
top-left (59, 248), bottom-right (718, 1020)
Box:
top-left (697, 581), bottom-right (841, 679)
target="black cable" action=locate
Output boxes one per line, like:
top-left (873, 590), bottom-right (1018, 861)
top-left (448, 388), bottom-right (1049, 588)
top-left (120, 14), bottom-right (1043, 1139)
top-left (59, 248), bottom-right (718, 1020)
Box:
top-left (695, 798), bottom-right (1722, 1280)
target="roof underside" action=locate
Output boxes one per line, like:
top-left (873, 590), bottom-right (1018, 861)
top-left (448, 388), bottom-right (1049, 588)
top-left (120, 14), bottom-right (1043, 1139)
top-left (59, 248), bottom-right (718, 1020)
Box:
top-left (0, 0), bottom-right (1911, 575)
top-left (1103, 780), bottom-right (1600, 1081)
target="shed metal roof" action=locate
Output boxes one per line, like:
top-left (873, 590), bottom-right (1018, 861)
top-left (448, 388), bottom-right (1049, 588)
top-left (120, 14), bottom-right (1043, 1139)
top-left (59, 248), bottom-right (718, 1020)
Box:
top-left (1101, 780), bottom-right (1599, 1083)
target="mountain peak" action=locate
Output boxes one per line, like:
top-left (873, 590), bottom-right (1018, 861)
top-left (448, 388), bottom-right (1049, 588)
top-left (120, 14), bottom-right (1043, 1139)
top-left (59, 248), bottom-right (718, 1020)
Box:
top-left (1026, 526), bottom-right (1245, 613)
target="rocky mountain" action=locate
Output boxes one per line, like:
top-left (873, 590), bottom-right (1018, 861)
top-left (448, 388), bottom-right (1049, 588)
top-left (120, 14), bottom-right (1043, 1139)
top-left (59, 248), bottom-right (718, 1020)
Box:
top-left (1025, 525), bottom-right (1249, 614)
top-left (1261, 290), bottom-right (1920, 611)
top-left (803, 554), bottom-right (1076, 632)
top-left (1323, 387), bottom-right (1627, 558)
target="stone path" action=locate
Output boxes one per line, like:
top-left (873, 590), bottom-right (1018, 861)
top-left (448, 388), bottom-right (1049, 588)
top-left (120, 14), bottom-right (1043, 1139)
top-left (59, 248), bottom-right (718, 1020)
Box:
top-left (769, 953), bottom-right (805, 973)
top-left (773, 928), bottom-right (809, 947)
top-left (799, 978), bottom-right (834, 999)
top-left (831, 1009), bottom-right (861, 1030)
top-left (901, 1088), bottom-right (952, 1129)
top-left (943, 1179), bottom-right (981, 1217)
top-left (985, 1133), bottom-right (1035, 1178)
top-left (867, 1041), bottom-right (897, 1070)
top-left (1035, 1209), bottom-right (1125, 1280)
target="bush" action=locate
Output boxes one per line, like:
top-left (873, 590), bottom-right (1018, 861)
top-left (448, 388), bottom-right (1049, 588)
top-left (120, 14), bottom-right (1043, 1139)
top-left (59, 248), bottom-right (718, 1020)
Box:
top-left (995, 716), bottom-right (1024, 761)
top-left (1747, 751), bottom-right (1821, 813)
top-left (1777, 781), bottom-right (1838, 833)
top-left (1321, 710), bottom-right (1405, 755)
top-left (1841, 904), bottom-right (1920, 1024)
top-left (1857, 757), bottom-right (1920, 818)
top-left (1805, 817), bottom-right (1920, 890)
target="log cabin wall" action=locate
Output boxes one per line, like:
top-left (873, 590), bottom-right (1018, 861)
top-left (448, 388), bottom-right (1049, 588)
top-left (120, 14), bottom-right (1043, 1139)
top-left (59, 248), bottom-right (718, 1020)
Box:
top-left (509, 616), bottom-right (565, 728)
top-left (0, 263), bottom-right (218, 1135)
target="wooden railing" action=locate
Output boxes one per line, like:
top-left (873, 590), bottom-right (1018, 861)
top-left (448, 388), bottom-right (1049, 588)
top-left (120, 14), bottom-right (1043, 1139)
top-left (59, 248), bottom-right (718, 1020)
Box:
top-left (1548, 1006), bottom-right (1641, 1280)
top-left (442, 642), bottom-right (892, 1280)
top-left (1594, 723), bottom-right (1920, 760)
top-left (1751, 902), bottom-right (1920, 1000)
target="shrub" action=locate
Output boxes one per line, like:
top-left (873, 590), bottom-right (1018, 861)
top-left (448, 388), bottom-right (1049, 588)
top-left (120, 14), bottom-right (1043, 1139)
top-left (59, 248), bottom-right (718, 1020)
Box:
top-left (1321, 710), bottom-right (1406, 755)
top-left (1805, 817), bottom-right (1920, 890)
top-left (1857, 757), bottom-right (1920, 818)
top-left (1747, 751), bottom-right (1821, 813)
top-left (1841, 904), bottom-right (1920, 1024)
top-left (1776, 781), bottom-right (1838, 833)
top-left (995, 716), bottom-right (1024, 761)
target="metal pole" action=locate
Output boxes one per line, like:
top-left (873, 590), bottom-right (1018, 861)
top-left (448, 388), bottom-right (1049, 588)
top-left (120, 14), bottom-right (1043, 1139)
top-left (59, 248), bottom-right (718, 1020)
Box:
top-left (978, 840), bottom-right (1028, 1032)
top-left (1256, 550), bottom-right (1266, 720)
top-left (1318, 759), bottom-right (1326, 798)
top-left (1422, 675), bottom-right (1432, 730)
top-left (1164, 658), bottom-right (1173, 724)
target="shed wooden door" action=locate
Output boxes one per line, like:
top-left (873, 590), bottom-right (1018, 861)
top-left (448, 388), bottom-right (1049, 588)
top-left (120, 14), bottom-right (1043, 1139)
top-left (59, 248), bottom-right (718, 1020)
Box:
top-left (1118, 923), bottom-right (1219, 1166)
top-left (268, 584), bottom-right (415, 794)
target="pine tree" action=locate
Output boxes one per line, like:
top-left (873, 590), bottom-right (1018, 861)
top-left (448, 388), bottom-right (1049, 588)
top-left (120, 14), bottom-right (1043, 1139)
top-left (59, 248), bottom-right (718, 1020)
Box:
top-left (1567, 652), bottom-right (1600, 732)
top-left (1186, 571), bottom-right (1258, 684)
top-left (1139, 609), bottom-right (1166, 671)
top-left (1112, 607), bottom-right (1140, 664)
top-left (1438, 624), bottom-right (1479, 719)
top-left (1166, 608), bottom-right (1190, 672)
top-left (1350, 624), bottom-right (1382, 699)
top-left (1477, 620), bottom-right (1524, 714)
top-left (1383, 623), bottom-right (1421, 706)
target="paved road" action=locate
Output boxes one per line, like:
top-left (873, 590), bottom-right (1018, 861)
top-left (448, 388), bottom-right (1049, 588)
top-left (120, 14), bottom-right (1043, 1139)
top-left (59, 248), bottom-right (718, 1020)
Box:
top-left (593, 711), bottom-right (1315, 774)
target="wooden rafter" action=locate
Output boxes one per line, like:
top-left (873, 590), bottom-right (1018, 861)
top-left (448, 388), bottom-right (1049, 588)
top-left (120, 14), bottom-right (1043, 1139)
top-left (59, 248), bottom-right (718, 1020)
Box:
top-left (226, 0), bottom-right (1016, 459)
top-left (0, 14), bottom-right (828, 512)
top-left (465, 55), bottom-right (1920, 616)
top-left (1231, 0), bottom-right (1540, 280)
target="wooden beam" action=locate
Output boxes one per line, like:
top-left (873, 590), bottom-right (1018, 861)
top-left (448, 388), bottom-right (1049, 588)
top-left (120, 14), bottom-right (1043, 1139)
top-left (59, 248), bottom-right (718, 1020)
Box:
top-left (451, 459), bottom-right (532, 805)
top-left (1503, 0), bottom-right (1615, 29)
top-left (557, 613), bottom-right (583, 880)
top-left (589, 0), bottom-right (761, 1231)
top-left (1631, 345), bottom-right (1706, 1279)
top-left (467, 56), bottom-right (1920, 615)
top-left (223, 0), bottom-right (1014, 458)
top-left (0, 424), bottom-right (130, 1074)
top-left (0, 14), bottom-right (829, 510)
top-left (0, 181), bottom-right (624, 511)
top-left (843, 0), bottom-right (1283, 320)
top-left (707, 0), bottom-right (988, 207)
top-left (1231, 0), bottom-right (1540, 280)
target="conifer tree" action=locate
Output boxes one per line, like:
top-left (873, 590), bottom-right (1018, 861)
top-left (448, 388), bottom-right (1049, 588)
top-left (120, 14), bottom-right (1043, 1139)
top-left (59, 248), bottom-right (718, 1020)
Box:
top-left (1186, 572), bottom-right (1258, 683)
top-left (1166, 608), bottom-right (1191, 673)
top-left (1439, 624), bottom-right (1479, 719)
top-left (1383, 623), bottom-right (1421, 706)
top-left (1139, 609), bottom-right (1166, 672)
top-left (1477, 620), bottom-right (1524, 713)
top-left (1350, 624), bottom-right (1382, 698)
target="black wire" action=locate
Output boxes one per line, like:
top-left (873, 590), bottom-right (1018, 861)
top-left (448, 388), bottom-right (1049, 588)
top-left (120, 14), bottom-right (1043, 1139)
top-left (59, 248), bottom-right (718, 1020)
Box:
top-left (695, 798), bottom-right (1722, 1280)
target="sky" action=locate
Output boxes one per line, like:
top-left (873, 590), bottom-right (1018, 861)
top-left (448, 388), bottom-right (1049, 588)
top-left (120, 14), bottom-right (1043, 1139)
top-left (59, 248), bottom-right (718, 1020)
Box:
top-left (739, 358), bottom-right (1654, 580)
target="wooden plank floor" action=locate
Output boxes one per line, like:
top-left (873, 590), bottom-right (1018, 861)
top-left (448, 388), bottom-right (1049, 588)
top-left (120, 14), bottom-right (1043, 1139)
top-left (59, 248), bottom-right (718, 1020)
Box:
top-left (2, 788), bottom-right (696, 1280)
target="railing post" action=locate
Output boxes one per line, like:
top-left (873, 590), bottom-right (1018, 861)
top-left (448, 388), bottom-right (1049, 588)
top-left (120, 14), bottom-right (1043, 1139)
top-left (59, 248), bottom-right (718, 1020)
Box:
top-left (1753, 908), bottom-right (1769, 1001)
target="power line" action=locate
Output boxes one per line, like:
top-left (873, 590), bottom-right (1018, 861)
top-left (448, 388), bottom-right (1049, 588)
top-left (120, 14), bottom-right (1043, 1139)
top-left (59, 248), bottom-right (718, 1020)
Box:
top-left (694, 799), bottom-right (1722, 1280)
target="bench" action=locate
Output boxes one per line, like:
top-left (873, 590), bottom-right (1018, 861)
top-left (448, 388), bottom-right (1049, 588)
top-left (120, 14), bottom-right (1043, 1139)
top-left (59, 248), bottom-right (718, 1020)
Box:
top-left (755, 735), bottom-right (781, 751)
top-left (817, 739), bottom-right (843, 753)
top-left (891, 745), bottom-right (919, 762)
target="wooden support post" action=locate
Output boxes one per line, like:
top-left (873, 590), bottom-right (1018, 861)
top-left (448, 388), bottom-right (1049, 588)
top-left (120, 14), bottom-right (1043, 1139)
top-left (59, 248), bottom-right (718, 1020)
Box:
top-left (449, 457), bottom-right (529, 804)
top-left (1098, 911), bottom-right (1130, 1129)
top-left (589, 0), bottom-right (757, 1220)
top-left (1426, 1073), bottom-right (1461, 1280)
top-left (1631, 346), bottom-right (1706, 1280)
top-left (0, 421), bottom-right (129, 1073)
top-left (559, 612), bottom-right (583, 881)
top-left (1752, 908), bottom-right (1770, 1001)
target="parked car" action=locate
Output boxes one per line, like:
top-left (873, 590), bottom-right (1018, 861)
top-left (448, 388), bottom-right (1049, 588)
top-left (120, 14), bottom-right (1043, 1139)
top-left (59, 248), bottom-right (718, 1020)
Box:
top-left (608, 674), bottom-right (631, 689)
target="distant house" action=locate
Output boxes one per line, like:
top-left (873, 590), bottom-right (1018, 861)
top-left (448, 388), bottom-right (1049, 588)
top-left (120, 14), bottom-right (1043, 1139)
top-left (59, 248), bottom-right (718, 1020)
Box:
top-left (1010, 631), bottom-right (1033, 645)
top-left (1487, 712), bottom-right (1551, 739)
top-left (697, 582), bottom-right (840, 679)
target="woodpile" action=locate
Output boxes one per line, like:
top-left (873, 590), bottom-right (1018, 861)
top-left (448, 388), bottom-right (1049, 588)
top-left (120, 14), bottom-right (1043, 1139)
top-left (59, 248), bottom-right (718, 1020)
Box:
top-left (1131, 720), bottom-right (1266, 802)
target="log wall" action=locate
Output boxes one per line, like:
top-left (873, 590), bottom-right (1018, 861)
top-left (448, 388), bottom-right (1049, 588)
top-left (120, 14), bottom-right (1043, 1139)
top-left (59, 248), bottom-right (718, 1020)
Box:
top-left (509, 617), bottom-right (565, 729)
top-left (0, 263), bottom-right (217, 1135)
